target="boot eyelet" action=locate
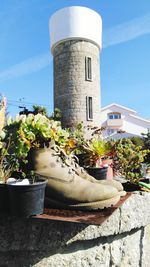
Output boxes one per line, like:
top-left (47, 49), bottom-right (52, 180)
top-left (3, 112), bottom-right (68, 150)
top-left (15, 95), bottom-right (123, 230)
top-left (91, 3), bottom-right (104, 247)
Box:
top-left (61, 163), bottom-right (65, 168)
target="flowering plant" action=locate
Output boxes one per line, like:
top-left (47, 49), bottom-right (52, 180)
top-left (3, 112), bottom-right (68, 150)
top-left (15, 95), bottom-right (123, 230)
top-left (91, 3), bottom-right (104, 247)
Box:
top-left (5, 113), bottom-right (70, 158)
top-left (81, 138), bottom-right (112, 167)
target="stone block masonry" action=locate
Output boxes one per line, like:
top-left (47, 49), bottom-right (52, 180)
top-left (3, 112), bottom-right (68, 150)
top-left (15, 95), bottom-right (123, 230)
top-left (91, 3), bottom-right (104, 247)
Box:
top-left (0, 192), bottom-right (150, 266)
top-left (53, 40), bottom-right (101, 128)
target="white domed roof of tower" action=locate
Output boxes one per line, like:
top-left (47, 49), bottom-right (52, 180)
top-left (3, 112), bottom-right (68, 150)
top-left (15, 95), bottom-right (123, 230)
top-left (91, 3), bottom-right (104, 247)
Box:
top-left (49, 6), bottom-right (102, 52)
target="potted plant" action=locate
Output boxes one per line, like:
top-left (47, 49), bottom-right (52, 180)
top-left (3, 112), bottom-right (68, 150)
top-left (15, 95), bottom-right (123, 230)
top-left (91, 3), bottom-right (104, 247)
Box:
top-left (0, 97), bottom-right (14, 213)
top-left (0, 131), bottom-right (21, 214)
top-left (64, 125), bottom-right (114, 180)
top-left (0, 139), bottom-right (10, 214)
top-left (0, 99), bottom-right (48, 217)
top-left (0, 97), bottom-right (22, 214)
top-left (113, 138), bottom-right (150, 191)
top-left (7, 174), bottom-right (47, 217)
top-left (3, 114), bottom-right (48, 217)
top-left (81, 138), bottom-right (112, 180)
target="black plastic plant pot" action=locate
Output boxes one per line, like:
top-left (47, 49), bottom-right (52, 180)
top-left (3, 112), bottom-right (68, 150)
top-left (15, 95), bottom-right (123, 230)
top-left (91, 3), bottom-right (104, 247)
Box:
top-left (0, 183), bottom-right (9, 214)
top-left (85, 167), bottom-right (108, 180)
top-left (7, 178), bottom-right (47, 218)
top-left (122, 179), bottom-right (150, 192)
top-left (122, 182), bottom-right (141, 192)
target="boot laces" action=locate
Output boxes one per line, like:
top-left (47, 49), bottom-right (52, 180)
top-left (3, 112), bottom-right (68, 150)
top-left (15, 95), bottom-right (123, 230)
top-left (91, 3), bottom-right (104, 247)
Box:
top-left (51, 144), bottom-right (76, 175)
top-left (66, 153), bottom-right (88, 175)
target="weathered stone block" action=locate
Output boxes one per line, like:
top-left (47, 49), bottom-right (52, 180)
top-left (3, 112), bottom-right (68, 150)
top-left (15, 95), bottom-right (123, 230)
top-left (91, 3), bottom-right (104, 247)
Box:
top-left (142, 224), bottom-right (150, 267)
top-left (0, 193), bottom-right (150, 266)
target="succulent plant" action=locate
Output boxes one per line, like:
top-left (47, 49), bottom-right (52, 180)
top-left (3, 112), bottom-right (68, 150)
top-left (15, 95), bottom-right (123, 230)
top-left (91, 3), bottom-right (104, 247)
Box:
top-left (5, 113), bottom-right (70, 158)
top-left (82, 138), bottom-right (112, 167)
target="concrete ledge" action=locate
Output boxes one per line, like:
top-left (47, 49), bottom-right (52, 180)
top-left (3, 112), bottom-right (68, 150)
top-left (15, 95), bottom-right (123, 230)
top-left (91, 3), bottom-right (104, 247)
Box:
top-left (0, 192), bottom-right (150, 266)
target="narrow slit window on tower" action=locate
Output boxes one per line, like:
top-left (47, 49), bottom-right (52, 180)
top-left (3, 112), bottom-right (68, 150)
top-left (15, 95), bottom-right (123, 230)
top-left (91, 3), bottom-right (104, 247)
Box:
top-left (85, 57), bottom-right (92, 81)
top-left (86, 96), bottom-right (93, 121)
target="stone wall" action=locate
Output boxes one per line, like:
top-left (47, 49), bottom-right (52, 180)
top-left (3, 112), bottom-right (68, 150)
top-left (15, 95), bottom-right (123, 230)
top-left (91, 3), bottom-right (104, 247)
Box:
top-left (0, 192), bottom-right (150, 267)
top-left (53, 40), bottom-right (101, 128)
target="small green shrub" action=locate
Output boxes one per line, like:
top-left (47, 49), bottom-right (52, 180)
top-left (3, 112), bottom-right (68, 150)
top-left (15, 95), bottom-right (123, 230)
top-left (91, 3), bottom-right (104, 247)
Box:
top-left (142, 130), bottom-right (150, 164)
top-left (113, 138), bottom-right (149, 183)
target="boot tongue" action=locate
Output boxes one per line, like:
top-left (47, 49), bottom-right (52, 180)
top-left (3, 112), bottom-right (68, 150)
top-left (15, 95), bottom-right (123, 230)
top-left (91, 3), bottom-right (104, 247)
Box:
top-left (48, 140), bottom-right (56, 148)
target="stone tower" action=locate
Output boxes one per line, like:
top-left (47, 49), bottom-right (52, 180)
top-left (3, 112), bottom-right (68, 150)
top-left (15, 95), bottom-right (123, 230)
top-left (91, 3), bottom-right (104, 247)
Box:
top-left (49, 6), bottom-right (102, 128)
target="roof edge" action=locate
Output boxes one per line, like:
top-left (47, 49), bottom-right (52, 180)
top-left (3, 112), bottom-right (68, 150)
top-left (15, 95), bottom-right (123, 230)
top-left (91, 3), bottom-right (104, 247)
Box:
top-left (101, 103), bottom-right (137, 114)
top-left (130, 114), bottom-right (150, 124)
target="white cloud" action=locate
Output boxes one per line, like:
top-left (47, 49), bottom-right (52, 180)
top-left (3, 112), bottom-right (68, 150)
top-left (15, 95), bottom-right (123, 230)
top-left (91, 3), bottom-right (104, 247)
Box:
top-left (0, 53), bottom-right (52, 82)
top-left (103, 12), bottom-right (150, 48)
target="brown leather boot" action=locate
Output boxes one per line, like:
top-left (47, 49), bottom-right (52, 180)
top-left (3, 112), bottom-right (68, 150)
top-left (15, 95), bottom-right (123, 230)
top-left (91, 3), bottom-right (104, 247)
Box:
top-left (31, 145), bottom-right (120, 210)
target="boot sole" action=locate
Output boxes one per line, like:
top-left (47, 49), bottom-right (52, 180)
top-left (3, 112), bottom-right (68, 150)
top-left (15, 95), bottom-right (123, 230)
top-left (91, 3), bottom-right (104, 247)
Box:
top-left (45, 195), bottom-right (120, 210)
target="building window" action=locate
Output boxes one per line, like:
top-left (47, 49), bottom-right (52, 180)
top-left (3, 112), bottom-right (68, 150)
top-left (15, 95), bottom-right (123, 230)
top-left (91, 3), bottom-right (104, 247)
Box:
top-left (108, 113), bottom-right (121, 120)
top-left (86, 96), bottom-right (93, 121)
top-left (85, 57), bottom-right (92, 81)
top-left (107, 129), bottom-right (116, 135)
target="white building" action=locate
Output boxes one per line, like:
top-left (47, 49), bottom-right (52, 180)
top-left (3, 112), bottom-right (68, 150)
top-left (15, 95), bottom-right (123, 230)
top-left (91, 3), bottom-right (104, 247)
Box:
top-left (100, 103), bottom-right (150, 139)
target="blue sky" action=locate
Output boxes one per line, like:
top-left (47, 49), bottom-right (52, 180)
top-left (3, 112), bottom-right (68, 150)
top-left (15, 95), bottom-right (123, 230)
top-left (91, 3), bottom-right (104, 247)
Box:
top-left (0, 0), bottom-right (150, 118)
